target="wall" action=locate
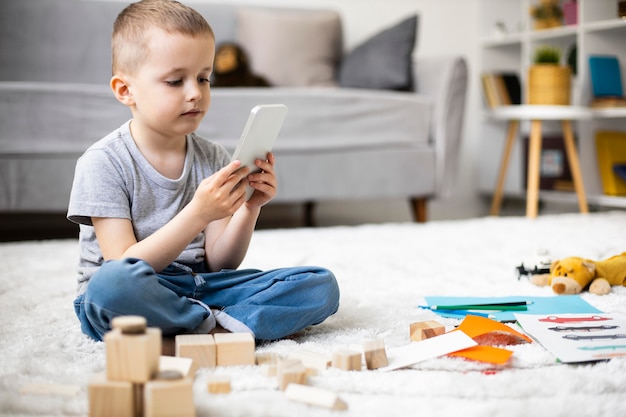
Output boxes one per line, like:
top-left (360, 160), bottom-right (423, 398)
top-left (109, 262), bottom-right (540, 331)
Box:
top-left (112, 0), bottom-right (485, 223)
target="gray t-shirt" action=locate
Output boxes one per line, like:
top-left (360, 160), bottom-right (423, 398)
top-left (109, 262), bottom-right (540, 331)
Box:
top-left (67, 120), bottom-right (231, 296)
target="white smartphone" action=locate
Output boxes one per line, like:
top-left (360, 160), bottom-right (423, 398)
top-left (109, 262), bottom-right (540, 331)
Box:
top-left (231, 104), bottom-right (288, 200)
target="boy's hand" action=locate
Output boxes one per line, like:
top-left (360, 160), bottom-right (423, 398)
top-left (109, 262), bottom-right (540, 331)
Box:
top-left (192, 160), bottom-right (249, 223)
top-left (245, 152), bottom-right (277, 208)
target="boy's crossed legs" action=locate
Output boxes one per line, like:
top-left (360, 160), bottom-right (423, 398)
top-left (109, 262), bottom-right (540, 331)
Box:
top-left (74, 258), bottom-right (340, 342)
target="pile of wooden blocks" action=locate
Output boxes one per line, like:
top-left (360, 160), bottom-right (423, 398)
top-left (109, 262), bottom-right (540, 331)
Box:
top-left (89, 316), bottom-right (446, 415)
top-left (89, 316), bottom-right (260, 417)
top-left (89, 316), bottom-right (194, 417)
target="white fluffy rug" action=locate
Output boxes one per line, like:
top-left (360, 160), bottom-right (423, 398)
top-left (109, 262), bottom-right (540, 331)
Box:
top-left (1, 212), bottom-right (626, 417)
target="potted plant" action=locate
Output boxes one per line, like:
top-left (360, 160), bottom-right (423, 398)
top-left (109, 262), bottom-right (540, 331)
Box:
top-left (528, 46), bottom-right (571, 105)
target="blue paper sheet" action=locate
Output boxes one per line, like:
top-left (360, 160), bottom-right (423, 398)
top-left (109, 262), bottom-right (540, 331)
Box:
top-left (423, 295), bottom-right (602, 322)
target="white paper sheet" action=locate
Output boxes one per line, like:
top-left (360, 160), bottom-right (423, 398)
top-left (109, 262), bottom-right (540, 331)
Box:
top-left (379, 331), bottom-right (477, 372)
top-left (516, 313), bottom-right (626, 363)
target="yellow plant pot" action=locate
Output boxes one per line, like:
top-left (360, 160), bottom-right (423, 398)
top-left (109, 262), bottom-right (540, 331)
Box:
top-left (527, 65), bottom-right (571, 105)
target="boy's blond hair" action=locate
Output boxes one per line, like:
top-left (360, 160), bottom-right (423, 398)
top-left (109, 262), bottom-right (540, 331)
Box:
top-left (112, 0), bottom-right (214, 75)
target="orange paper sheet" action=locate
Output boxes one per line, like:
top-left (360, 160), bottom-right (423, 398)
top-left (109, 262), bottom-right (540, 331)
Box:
top-left (457, 315), bottom-right (532, 342)
top-left (448, 345), bottom-right (512, 364)
top-left (448, 315), bottom-right (532, 364)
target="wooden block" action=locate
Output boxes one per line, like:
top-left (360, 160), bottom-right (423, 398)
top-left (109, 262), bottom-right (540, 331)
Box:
top-left (213, 333), bottom-right (255, 366)
top-left (277, 359), bottom-right (307, 391)
top-left (144, 377), bottom-right (195, 417)
top-left (88, 373), bottom-right (134, 417)
top-left (256, 352), bottom-right (279, 376)
top-left (363, 339), bottom-right (388, 370)
top-left (206, 375), bottom-right (231, 394)
top-left (331, 349), bottom-right (362, 371)
top-left (410, 320), bottom-right (445, 342)
top-left (159, 355), bottom-right (193, 378)
top-left (111, 315), bottom-right (147, 335)
top-left (134, 383), bottom-right (144, 417)
top-left (284, 384), bottom-right (348, 411)
top-left (105, 327), bottom-right (161, 383)
top-left (255, 351), bottom-right (278, 366)
top-left (175, 334), bottom-right (216, 373)
top-left (288, 350), bottom-right (332, 372)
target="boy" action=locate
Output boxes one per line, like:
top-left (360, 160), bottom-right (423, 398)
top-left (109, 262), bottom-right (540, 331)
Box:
top-left (67, 0), bottom-right (339, 342)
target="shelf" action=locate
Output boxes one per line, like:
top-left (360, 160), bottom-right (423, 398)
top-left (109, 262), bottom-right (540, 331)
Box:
top-left (584, 18), bottom-right (626, 33)
top-left (529, 25), bottom-right (577, 41)
top-left (481, 33), bottom-right (523, 48)
top-left (488, 190), bottom-right (626, 209)
top-left (486, 105), bottom-right (593, 121)
top-left (591, 107), bottom-right (626, 118)
top-left (478, 0), bottom-right (626, 215)
top-left (484, 106), bottom-right (626, 120)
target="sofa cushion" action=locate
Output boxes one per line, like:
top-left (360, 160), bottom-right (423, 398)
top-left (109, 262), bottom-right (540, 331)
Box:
top-left (0, 0), bottom-right (123, 84)
top-left (199, 88), bottom-right (431, 152)
top-left (235, 7), bottom-right (342, 87)
top-left (338, 14), bottom-right (418, 91)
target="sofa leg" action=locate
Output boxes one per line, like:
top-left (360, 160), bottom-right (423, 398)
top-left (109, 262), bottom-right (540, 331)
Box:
top-left (410, 198), bottom-right (428, 223)
top-left (303, 202), bottom-right (316, 227)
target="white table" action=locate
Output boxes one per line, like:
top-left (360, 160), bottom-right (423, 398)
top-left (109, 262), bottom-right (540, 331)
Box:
top-left (487, 105), bottom-right (592, 218)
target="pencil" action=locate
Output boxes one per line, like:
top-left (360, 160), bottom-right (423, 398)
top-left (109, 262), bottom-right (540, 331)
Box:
top-left (428, 302), bottom-right (531, 311)
top-left (439, 310), bottom-right (497, 319)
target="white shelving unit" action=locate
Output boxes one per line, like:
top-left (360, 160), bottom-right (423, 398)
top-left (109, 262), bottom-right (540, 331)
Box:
top-left (478, 0), bottom-right (626, 209)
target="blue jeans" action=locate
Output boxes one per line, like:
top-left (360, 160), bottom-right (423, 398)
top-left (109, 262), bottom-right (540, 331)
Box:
top-left (74, 258), bottom-right (340, 342)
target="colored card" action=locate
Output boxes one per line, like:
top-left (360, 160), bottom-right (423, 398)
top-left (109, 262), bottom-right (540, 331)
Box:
top-left (423, 295), bottom-right (601, 322)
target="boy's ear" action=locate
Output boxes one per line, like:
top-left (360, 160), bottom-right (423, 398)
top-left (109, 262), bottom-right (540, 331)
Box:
top-left (110, 74), bottom-right (134, 106)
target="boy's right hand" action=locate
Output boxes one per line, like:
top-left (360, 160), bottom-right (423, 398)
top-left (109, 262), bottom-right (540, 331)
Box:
top-left (191, 160), bottom-right (250, 223)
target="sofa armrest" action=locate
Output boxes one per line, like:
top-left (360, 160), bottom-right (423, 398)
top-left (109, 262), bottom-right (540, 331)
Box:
top-left (413, 55), bottom-right (468, 198)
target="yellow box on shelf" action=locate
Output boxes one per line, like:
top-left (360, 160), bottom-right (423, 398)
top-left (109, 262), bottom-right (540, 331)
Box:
top-left (596, 131), bottom-right (626, 196)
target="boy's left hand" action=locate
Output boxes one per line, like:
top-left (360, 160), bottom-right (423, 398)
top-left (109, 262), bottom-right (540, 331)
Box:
top-left (245, 152), bottom-right (277, 208)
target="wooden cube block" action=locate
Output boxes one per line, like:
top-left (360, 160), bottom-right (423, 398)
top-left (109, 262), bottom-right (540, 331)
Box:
top-left (159, 355), bottom-right (194, 379)
top-left (105, 327), bottom-right (161, 383)
top-left (284, 384), bottom-right (348, 411)
top-left (410, 320), bottom-right (445, 341)
top-left (88, 373), bottom-right (134, 417)
top-left (175, 334), bottom-right (216, 374)
top-left (206, 375), bottom-right (231, 394)
top-left (363, 339), bottom-right (388, 370)
top-left (133, 383), bottom-right (144, 417)
top-left (288, 350), bottom-right (332, 371)
top-left (277, 359), bottom-right (307, 391)
top-left (256, 352), bottom-right (279, 376)
top-left (213, 333), bottom-right (255, 366)
top-left (255, 351), bottom-right (278, 366)
top-left (111, 315), bottom-right (147, 334)
top-left (331, 349), bottom-right (362, 371)
top-left (144, 378), bottom-right (195, 417)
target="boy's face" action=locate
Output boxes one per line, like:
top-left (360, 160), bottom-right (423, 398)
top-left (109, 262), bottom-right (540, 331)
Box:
top-left (120, 28), bottom-right (215, 142)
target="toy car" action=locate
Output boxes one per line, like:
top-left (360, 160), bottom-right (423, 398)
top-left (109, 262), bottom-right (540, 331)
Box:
top-left (539, 315), bottom-right (611, 323)
top-left (563, 334), bottom-right (626, 341)
top-left (548, 325), bottom-right (618, 332)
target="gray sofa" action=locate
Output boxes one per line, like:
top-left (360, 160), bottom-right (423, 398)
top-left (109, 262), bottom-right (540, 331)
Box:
top-left (0, 0), bottom-right (467, 225)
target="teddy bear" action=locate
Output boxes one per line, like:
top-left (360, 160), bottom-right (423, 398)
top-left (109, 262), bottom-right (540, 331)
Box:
top-left (211, 42), bottom-right (270, 88)
top-left (531, 252), bottom-right (626, 295)
top-left (529, 0), bottom-right (563, 30)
